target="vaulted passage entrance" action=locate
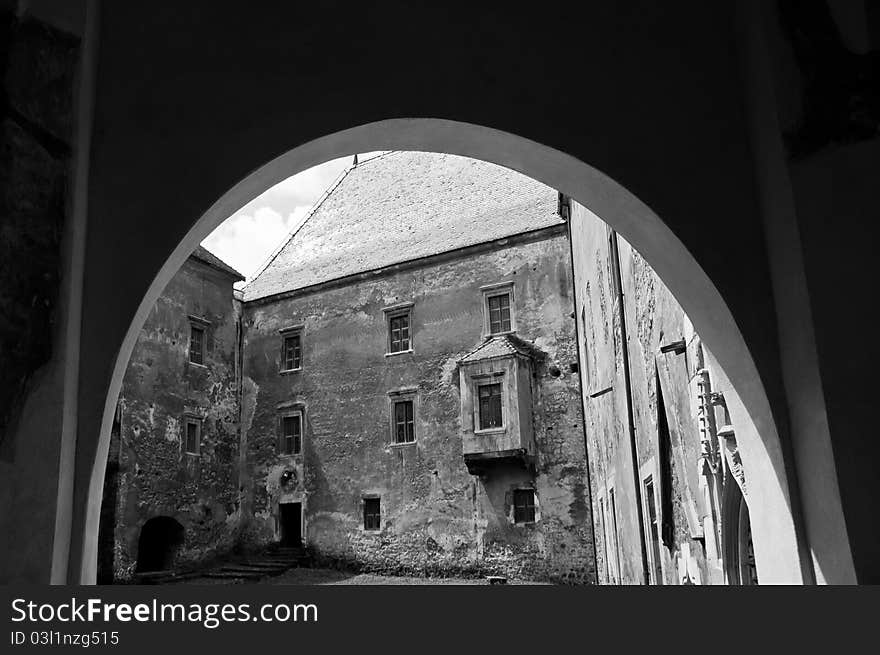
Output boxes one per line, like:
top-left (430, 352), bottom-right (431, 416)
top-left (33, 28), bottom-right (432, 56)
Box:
top-left (135, 517), bottom-right (184, 572)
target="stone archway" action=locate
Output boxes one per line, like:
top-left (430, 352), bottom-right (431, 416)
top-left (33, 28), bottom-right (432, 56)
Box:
top-left (135, 516), bottom-right (185, 573)
top-left (81, 119), bottom-right (802, 584)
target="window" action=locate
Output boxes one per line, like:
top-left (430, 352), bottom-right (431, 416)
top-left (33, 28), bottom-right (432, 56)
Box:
top-left (363, 498), bottom-right (380, 531)
top-left (384, 302), bottom-right (414, 355)
top-left (609, 487), bottom-right (622, 583)
top-left (478, 383), bottom-right (503, 430)
top-left (184, 417), bottom-right (201, 455)
top-left (389, 314), bottom-right (411, 353)
top-left (282, 334), bottom-right (302, 371)
top-left (480, 282), bottom-right (515, 336)
top-left (643, 475), bottom-right (664, 585)
top-left (513, 489), bottom-right (536, 524)
top-left (189, 325), bottom-right (205, 365)
top-left (280, 414), bottom-right (302, 455)
top-left (487, 293), bottom-right (511, 334)
top-left (393, 400), bottom-right (415, 443)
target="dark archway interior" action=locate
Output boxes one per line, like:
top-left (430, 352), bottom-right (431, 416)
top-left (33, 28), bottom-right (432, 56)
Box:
top-left (135, 517), bottom-right (184, 572)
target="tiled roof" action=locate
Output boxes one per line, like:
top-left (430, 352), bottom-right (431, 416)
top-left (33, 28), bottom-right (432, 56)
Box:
top-left (191, 245), bottom-right (245, 281)
top-left (243, 151), bottom-right (561, 301)
top-left (458, 334), bottom-right (544, 363)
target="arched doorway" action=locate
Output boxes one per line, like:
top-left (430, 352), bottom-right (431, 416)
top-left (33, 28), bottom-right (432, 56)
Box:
top-left (135, 516), bottom-right (185, 573)
top-left (79, 120), bottom-right (802, 584)
top-left (723, 474), bottom-right (759, 586)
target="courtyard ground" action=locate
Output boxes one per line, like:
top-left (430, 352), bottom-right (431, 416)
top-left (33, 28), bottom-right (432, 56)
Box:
top-left (266, 567), bottom-right (550, 585)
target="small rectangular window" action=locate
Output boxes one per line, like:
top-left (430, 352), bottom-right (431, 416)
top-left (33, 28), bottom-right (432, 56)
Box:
top-left (643, 476), bottom-right (664, 585)
top-left (513, 489), bottom-right (536, 524)
top-left (280, 414), bottom-right (302, 455)
top-left (185, 419), bottom-right (201, 455)
top-left (393, 400), bottom-right (415, 443)
top-left (389, 314), bottom-right (411, 353)
top-left (478, 383), bottom-right (503, 430)
top-left (189, 325), bottom-right (205, 365)
top-left (487, 293), bottom-right (511, 334)
top-left (363, 497), bottom-right (380, 531)
top-left (282, 334), bottom-right (302, 371)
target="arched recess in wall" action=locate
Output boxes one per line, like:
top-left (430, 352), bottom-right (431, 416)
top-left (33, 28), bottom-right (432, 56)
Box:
top-left (83, 118), bottom-right (800, 583)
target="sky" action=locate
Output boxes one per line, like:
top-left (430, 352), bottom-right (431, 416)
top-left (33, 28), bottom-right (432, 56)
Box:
top-left (201, 153), bottom-right (383, 288)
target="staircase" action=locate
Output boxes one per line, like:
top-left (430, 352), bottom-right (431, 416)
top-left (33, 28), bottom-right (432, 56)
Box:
top-left (133, 544), bottom-right (311, 585)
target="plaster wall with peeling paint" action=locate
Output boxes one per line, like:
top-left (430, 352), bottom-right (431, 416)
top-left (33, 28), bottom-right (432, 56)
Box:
top-left (241, 227), bottom-right (596, 583)
top-left (103, 256), bottom-right (243, 580)
top-left (571, 201), bottom-right (756, 585)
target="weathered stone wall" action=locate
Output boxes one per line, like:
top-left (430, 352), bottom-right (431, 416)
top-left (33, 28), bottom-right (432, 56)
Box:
top-left (571, 201), bottom-right (747, 585)
top-left (242, 229), bottom-right (595, 583)
top-left (109, 257), bottom-right (242, 579)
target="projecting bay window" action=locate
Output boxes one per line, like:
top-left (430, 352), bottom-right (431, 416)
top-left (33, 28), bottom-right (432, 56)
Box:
top-left (279, 325), bottom-right (304, 373)
top-left (384, 302), bottom-right (414, 355)
top-left (481, 282), bottom-right (515, 337)
top-left (478, 382), bottom-right (503, 430)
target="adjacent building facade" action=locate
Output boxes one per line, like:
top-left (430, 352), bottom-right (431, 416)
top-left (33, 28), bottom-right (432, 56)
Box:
top-left (98, 246), bottom-right (245, 582)
top-left (569, 200), bottom-right (757, 585)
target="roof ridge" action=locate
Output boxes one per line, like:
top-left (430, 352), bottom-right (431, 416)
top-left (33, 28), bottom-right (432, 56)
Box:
top-left (243, 161), bottom-right (356, 288)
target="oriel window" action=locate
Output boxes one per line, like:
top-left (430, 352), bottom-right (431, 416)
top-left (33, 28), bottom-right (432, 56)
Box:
top-left (513, 489), bottom-right (536, 523)
top-left (393, 400), bottom-right (415, 443)
top-left (487, 293), bottom-right (511, 334)
top-left (363, 497), bottom-right (381, 531)
top-left (280, 414), bottom-right (302, 455)
top-left (389, 314), bottom-right (410, 353)
top-left (282, 334), bottom-right (302, 371)
top-left (478, 383), bottom-right (503, 430)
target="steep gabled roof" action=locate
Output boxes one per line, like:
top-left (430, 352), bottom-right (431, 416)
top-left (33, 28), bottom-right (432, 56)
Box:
top-left (191, 245), bottom-right (245, 281)
top-left (458, 333), bottom-right (545, 364)
top-left (243, 151), bottom-right (561, 301)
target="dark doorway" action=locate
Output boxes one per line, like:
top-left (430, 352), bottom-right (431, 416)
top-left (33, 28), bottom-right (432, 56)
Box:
top-left (280, 502), bottom-right (302, 546)
top-left (135, 516), bottom-right (185, 572)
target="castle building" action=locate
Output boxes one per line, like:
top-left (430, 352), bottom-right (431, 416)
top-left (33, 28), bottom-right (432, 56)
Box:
top-left (101, 151), bottom-right (759, 585)
top-left (239, 152), bottom-right (595, 583)
top-left (98, 246), bottom-right (244, 581)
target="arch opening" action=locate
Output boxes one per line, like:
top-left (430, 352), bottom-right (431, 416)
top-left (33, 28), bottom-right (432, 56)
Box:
top-left (85, 119), bottom-right (801, 584)
top-left (135, 517), bottom-right (185, 573)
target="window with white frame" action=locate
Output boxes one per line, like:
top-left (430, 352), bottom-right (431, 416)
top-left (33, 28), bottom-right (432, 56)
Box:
top-left (278, 411), bottom-right (303, 455)
top-left (384, 302), bottom-right (414, 355)
top-left (279, 326), bottom-right (303, 372)
top-left (388, 388), bottom-right (417, 444)
top-left (477, 382), bottom-right (504, 430)
top-left (480, 282), bottom-right (515, 336)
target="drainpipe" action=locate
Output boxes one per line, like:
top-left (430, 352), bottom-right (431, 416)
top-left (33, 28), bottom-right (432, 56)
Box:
top-left (609, 229), bottom-right (651, 585)
top-left (562, 195), bottom-right (599, 585)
